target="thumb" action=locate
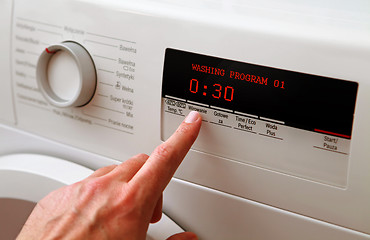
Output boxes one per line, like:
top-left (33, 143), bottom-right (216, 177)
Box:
top-left (166, 232), bottom-right (198, 240)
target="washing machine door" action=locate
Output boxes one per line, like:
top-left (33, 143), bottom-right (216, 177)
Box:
top-left (0, 154), bottom-right (94, 239)
top-left (0, 153), bottom-right (184, 240)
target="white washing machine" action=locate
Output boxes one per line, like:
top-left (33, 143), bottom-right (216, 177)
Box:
top-left (0, 0), bottom-right (370, 239)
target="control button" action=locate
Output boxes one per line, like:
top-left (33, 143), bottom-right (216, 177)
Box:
top-left (36, 41), bottom-right (96, 107)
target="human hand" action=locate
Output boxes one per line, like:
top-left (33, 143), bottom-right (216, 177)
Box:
top-left (17, 111), bottom-right (202, 240)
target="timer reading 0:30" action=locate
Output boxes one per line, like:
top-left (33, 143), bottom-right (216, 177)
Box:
top-left (189, 79), bottom-right (234, 102)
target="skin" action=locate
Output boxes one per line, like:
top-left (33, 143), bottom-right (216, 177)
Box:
top-left (17, 111), bottom-right (202, 240)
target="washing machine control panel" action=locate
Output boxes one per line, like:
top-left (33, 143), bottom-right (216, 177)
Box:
top-left (10, 1), bottom-right (359, 187)
top-left (161, 49), bottom-right (358, 187)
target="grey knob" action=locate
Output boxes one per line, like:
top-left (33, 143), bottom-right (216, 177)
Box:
top-left (36, 41), bottom-right (96, 107)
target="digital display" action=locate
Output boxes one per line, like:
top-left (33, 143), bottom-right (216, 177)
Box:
top-left (162, 48), bottom-right (358, 139)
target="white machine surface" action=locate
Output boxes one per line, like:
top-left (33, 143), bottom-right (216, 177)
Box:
top-left (0, 0), bottom-right (370, 239)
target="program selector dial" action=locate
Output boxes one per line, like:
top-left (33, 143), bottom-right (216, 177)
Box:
top-left (36, 41), bottom-right (97, 107)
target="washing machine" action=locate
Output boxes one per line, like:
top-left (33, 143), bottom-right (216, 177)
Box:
top-left (1, 0), bottom-right (370, 239)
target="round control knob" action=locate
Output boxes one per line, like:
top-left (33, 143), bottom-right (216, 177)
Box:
top-left (36, 41), bottom-right (96, 107)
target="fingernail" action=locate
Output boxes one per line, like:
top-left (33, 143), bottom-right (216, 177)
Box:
top-left (184, 111), bottom-right (199, 123)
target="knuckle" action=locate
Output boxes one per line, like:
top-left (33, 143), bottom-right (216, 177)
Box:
top-left (103, 164), bottom-right (118, 170)
top-left (73, 178), bottom-right (108, 209)
top-left (97, 164), bottom-right (116, 173)
top-left (153, 143), bottom-right (176, 161)
top-left (176, 124), bottom-right (197, 141)
top-left (88, 164), bottom-right (117, 178)
top-left (134, 153), bottom-right (150, 160)
top-left (79, 178), bottom-right (104, 198)
top-left (176, 124), bottom-right (191, 135)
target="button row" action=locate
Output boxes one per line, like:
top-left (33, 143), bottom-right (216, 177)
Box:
top-left (163, 97), bottom-right (285, 141)
top-left (163, 97), bottom-right (351, 155)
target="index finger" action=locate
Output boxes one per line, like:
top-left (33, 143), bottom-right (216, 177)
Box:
top-left (130, 111), bottom-right (202, 199)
